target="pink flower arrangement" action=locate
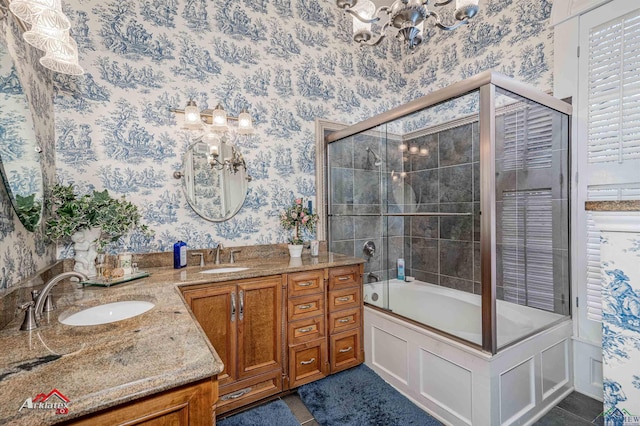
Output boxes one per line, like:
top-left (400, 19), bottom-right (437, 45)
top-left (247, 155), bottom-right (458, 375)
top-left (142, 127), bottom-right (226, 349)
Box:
top-left (280, 198), bottom-right (318, 245)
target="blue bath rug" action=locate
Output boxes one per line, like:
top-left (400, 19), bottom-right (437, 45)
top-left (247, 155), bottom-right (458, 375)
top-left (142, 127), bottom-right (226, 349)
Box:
top-left (217, 399), bottom-right (300, 426)
top-left (298, 364), bottom-right (442, 426)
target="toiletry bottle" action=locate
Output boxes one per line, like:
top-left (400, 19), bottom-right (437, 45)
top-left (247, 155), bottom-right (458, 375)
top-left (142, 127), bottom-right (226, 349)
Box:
top-left (174, 241), bottom-right (187, 269)
top-left (397, 258), bottom-right (405, 281)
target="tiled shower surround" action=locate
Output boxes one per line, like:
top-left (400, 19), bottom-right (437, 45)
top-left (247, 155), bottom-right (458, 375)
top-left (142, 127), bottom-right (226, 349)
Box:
top-left (328, 122), bottom-right (481, 295)
top-left (328, 108), bottom-right (569, 316)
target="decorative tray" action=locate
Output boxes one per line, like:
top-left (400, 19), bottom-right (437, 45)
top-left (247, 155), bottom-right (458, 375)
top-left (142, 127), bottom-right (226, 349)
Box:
top-left (80, 271), bottom-right (150, 287)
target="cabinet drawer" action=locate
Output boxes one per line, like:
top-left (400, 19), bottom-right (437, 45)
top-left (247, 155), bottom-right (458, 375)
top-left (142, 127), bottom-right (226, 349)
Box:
top-left (328, 286), bottom-right (361, 312)
top-left (217, 371), bottom-right (282, 415)
top-left (330, 329), bottom-right (363, 373)
top-left (288, 270), bottom-right (325, 297)
top-left (288, 315), bottom-right (325, 345)
top-left (288, 293), bottom-right (324, 321)
top-left (289, 339), bottom-right (327, 388)
top-left (329, 266), bottom-right (360, 290)
top-left (328, 307), bottom-right (361, 334)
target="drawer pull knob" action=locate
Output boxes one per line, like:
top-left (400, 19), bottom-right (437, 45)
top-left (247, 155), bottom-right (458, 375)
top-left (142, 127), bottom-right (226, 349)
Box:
top-left (338, 276), bottom-right (350, 281)
top-left (221, 387), bottom-right (252, 401)
top-left (298, 304), bottom-right (313, 310)
top-left (338, 317), bottom-right (351, 323)
top-left (298, 281), bottom-right (313, 287)
top-left (300, 358), bottom-right (316, 365)
top-left (336, 296), bottom-right (351, 302)
top-left (299, 326), bottom-right (314, 333)
top-left (338, 346), bottom-right (353, 353)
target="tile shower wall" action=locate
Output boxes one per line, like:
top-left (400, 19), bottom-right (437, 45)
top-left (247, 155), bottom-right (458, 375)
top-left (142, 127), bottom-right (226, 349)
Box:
top-left (402, 123), bottom-right (481, 294)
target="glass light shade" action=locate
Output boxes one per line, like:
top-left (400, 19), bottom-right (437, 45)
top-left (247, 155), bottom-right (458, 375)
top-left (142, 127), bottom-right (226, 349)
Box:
top-left (203, 129), bottom-right (221, 146)
top-left (211, 104), bottom-right (229, 132)
top-left (351, 0), bottom-right (375, 37)
top-left (409, 145), bottom-right (419, 154)
top-left (456, 0), bottom-right (479, 8)
top-left (39, 37), bottom-right (83, 75)
top-left (9, 1), bottom-right (70, 29)
top-left (399, 143), bottom-right (407, 152)
top-left (419, 147), bottom-right (429, 156)
top-left (236, 109), bottom-right (253, 135)
top-left (183, 100), bottom-right (202, 130)
top-left (23, 14), bottom-right (72, 53)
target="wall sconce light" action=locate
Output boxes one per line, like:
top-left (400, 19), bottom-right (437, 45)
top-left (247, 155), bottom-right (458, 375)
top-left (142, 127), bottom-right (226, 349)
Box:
top-left (171, 100), bottom-right (254, 135)
top-left (1, 0), bottom-right (84, 75)
top-left (205, 136), bottom-right (247, 174)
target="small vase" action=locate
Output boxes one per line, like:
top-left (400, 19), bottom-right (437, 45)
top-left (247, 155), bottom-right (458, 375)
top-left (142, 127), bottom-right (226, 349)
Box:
top-left (288, 244), bottom-right (303, 258)
top-left (71, 227), bottom-right (102, 277)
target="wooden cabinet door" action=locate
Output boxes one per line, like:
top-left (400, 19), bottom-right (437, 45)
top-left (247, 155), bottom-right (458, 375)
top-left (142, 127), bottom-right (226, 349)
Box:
top-left (183, 285), bottom-right (237, 387)
top-left (237, 276), bottom-right (283, 381)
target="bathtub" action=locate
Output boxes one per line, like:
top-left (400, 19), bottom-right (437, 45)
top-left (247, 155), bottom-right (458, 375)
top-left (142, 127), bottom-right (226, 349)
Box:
top-left (362, 279), bottom-right (573, 426)
top-left (363, 279), bottom-right (565, 347)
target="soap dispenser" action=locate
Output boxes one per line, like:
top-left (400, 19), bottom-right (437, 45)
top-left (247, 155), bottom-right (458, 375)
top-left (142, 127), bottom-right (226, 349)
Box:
top-left (174, 241), bottom-right (187, 269)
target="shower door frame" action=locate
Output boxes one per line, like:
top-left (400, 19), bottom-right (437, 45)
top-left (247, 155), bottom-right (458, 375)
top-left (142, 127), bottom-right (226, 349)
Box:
top-left (321, 71), bottom-right (572, 355)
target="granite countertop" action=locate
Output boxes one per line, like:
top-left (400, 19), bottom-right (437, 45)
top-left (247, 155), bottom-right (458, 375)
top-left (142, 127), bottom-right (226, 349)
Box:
top-left (0, 252), bottom-right (362, 425)
top-left (585, 200), bottom-right (640, 211)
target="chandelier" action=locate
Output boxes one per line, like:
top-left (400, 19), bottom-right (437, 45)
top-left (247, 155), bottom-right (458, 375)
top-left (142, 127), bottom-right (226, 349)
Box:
top-left (336, 0), bottom-right (480, 51)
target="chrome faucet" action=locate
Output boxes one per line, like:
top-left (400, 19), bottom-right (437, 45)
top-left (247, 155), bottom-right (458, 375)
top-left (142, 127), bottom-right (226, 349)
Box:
top-left (214, 244), bottom-right (224, 264)
top-left (192, 252), bottom-right (204, 267)
top-left (21, 271), bottom-right (88, 331)
top-left (34, 271), bottom-right (88, 320)
top-left (230, 249), bottom-right (241, 264)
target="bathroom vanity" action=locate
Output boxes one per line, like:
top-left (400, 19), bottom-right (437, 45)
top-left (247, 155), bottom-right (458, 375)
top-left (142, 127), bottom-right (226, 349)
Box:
top-left (0, 249), bottom-right (364, 425)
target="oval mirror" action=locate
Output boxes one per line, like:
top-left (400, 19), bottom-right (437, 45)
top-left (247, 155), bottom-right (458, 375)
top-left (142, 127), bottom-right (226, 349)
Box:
top-left (0, 35), bottom-right (43, 232)
top-left (178, 138), bottom-right (250, 222)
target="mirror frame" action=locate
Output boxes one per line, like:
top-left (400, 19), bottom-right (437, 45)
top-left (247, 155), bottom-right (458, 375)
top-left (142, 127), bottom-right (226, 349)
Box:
top-left (0, 24), bottom-right (44, 232)
top-left (177, 139), bottom-right (250, 222)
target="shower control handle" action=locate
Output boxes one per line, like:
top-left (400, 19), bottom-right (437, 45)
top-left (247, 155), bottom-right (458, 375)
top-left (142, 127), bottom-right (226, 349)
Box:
top-left (300, 358), bottom-right (316, 365)
top-left (338, 346), bottom-right (353, 353)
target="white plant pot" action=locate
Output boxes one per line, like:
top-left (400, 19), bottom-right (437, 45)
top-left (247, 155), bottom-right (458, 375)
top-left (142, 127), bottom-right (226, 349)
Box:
top-left (288, 244), bottom-right (303, 258)
top-left (71, 227), bottom-right (101, 277)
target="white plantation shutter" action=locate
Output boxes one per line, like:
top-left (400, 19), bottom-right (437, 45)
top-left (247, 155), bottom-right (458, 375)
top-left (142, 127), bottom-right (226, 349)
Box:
top-left (581, 6), bottom-right (640, 323)
top-left (588, 11), bottom-right (640, 164)
top-left (502, 190), bottom-right (554, 311)
top-left (503, 106), bottom-right (554, 171)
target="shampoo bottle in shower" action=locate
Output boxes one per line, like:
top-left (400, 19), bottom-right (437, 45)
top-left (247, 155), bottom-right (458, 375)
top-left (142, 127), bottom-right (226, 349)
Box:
top-left (397, 258), bottom-right (405, 281)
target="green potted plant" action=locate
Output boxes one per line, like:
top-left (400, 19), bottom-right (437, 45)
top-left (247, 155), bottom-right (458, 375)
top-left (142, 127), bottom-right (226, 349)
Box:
top-left (280, 198), bottom-right (318, 257)
top-left (45, 183), bottom-right (151, 277)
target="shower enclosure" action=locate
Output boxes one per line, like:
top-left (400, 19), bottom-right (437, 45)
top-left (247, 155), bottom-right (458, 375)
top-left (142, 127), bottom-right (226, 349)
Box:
top-left (321, 72), bottom-right (573, 425)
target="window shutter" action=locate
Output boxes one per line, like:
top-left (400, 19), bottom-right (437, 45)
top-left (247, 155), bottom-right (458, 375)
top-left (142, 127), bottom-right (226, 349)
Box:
top-left (503, 105), bottom-right (554, 172)
top-left (587, 11), bottom-right (640, 164)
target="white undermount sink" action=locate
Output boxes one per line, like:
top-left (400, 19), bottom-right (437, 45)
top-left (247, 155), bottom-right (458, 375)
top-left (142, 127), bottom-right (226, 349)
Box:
top-left (60, 301), bottom-right (155, 326)
top-left (200, 267), bottom-right (249, 274)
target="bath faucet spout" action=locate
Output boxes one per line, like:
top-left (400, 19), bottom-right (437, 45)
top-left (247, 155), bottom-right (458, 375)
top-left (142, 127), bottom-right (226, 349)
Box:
top-left (34, 271), bottom-right (88, 320)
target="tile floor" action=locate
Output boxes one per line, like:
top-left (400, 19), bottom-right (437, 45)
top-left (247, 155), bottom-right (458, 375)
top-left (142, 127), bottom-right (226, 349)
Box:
top-left (276, 389), bottom-right (604, 426)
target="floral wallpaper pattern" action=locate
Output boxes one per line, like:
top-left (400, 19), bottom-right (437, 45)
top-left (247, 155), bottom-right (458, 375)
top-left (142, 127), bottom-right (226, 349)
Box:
top-left (0, 0), bottom-right (555, 290)
top-left (0, 18), bottom-right (56, 295)
top-left (601, 232), bottom-right (640, 424)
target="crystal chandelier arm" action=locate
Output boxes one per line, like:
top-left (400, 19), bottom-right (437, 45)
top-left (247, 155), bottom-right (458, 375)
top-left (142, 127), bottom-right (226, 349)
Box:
top-left (432, 0), bottom-right (455, 7)
top-left (427, 10), bottom-right (468, 31)
top-left (343, 5), bottom-right (389, 24)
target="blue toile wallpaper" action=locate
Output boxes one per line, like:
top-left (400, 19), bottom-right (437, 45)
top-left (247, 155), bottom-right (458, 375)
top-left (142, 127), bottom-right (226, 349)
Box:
top-left (600, 231), bottom-right (640, 423)
top-left (0, 0), bottom-right (555, 290)
top-left (0, 18), bottom-right (56, 295)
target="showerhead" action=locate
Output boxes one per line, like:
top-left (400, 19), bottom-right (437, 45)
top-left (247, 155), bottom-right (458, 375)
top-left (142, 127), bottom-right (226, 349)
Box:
top-left (366, 147), bottom-right (383, 167)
